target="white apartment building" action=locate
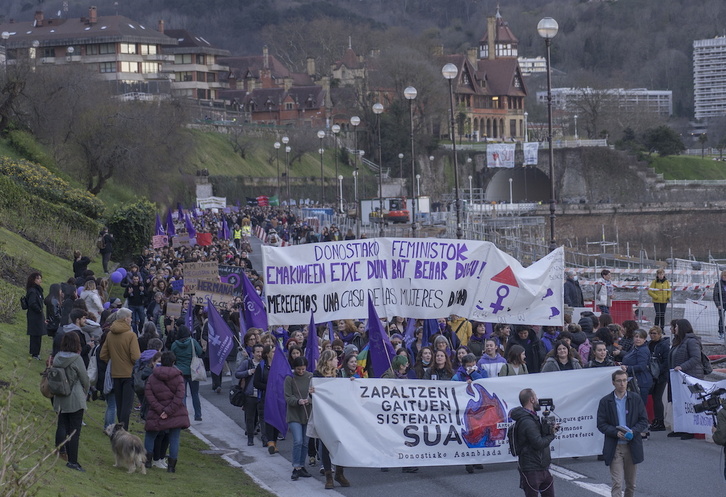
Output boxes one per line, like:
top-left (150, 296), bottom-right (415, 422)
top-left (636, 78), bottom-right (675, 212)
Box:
top-left (536, 87), bottom-right (673, 117)
top-left (694, 36), bottom-right (726, 120)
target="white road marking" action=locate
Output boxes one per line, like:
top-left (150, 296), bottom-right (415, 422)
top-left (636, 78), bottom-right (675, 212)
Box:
top-left (550, 464), bottom-right (611, 496)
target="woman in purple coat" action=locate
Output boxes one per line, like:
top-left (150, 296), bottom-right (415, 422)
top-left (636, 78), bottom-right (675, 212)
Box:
top-left (144, 351), bottom-right (190, 473)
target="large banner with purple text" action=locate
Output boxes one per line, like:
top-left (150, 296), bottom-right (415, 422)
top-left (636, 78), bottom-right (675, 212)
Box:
top-left (310, 368), bottom-right (617, 468)
top-left (262, 238), bottom-right (564, 326)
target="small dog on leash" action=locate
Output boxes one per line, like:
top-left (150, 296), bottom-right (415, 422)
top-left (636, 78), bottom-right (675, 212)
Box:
top-left (104, 423), bottom-right (147, 474)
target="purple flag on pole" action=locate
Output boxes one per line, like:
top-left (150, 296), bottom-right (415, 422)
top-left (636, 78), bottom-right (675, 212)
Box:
top-left (155, 214), bottom-right (165, 236)
top-left (366, 297), bottom-right (396, 378)
top-left (166, 209), bottom-right (176, 237)
top-left (221, 218), bottom-right (230, 240)
top-left (185, 295), bottom-right (194, 332)
top-left (206, 300), bottom-right (235, 376)
top-left (403, 317), bottom-right (417, 348)
top-left (177, 202), bottom-right (184, 220)
top-left (184, 213), bottom-right (197, 239)
top-left (327, 321), bottom-right (335, 343)
top-left (241, 274), bottom-right (268, 330)
top-left (305, 311), bottom-right (320, 371)
top-left (264, 342), bottom-right (292, 436)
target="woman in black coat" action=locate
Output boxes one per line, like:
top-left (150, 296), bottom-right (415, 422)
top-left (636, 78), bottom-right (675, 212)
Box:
top-left (44, 283), bottom-right (63, 339)
top-left (25, 272), bottom-right (45, 359)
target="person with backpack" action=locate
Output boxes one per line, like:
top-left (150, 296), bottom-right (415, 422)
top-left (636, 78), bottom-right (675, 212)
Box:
top-left (53, 332), bottom-right (90, 472)
top-left (235, 343), bottom-right (264, 446)
top-left (509, 388), bottom-right (560, 497)
top-left (647, 326), bottom-right (670, 432)
top-left (98, 227), bottom-right (114, 274)
top-left (25, 272), bottom-right (46, 360)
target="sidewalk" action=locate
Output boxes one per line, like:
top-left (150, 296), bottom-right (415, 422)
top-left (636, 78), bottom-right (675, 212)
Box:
top-left (187, 379), bottom-right (344, 497)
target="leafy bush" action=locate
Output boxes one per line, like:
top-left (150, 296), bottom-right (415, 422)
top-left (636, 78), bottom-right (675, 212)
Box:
top-left (106, 199), bottom-right (156, 263)
top-left (0, 156), bottom-right (104, 219)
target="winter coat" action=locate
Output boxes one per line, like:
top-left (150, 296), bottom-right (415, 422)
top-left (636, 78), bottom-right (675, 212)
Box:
top-left (423, 366), bottom-right (454, 381)
top-left (669, 333), bottom-right (705, 379)
top-left (585, 357), bottom-right (616, 368)
top-left (505, 330), bottom-right (546, 374)
top-left (622, 344), bottom-right (653, 391)
top-left (597, 391), bottom-right (648, 466)
top-left (713, 279), bottom-right (726, 308)
top-left (595, 277), bottom-right (613, 307)
top-left (578, 312), bottom-right (596, 337)
top-left (510, 406), bottom-right (555, 472)
top-left (100, 320), bottom-right (141, 378)
top-left (452, 366), bottom-right (485, 381)
top-left (284, 372), bottom-right (313, 424)
top-left (45, 296), bottom-right (62, 335)
top-left (541, 356), bottom-right (583, 373)
top-left (448, 316), bottom-right (472, 346)
top-left (52, 352), bottom-right (90, 414)
top-left (498, 362), bottom-right (529, 376)
top-left (467, 335), bottom-right (487, 358)
top-left (235, 358), bottom-right (260, 397)
top-left (144, 366), bottom-right (190, 432)
top-left (26, 284), bottom-right (45, 337)
top-left (648, 336), bottom-right (671, 382)
top-left (712, 408), bottom-right (726, 446)
top-left (648, 278), bottom-right (671, 304)
top-left (253, 360), bottom-right (270, 400)
top-left (170, 337), bottom-right (203, 377)
top-left (540, 333), bottom-right (559, 354)
top-left (477, 353), bottom-right (506, 378)
top-left (564, 278), bottom-right (584, 307)
top-left (80, 289), bottom-right (104, 319)
top-left (73, 256), bottom-right (91, 278)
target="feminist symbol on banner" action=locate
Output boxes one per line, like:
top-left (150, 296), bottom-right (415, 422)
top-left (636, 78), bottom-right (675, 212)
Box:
top-left (487, 266), bottom-right (519, 314)
top-left (208, 333), bottom-right (222, 347)
top-left (490, 286), bottom-right (510, 314)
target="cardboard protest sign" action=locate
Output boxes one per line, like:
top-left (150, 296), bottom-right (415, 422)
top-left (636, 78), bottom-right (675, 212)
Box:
top-left (152, 235), bottom-right (169, 249)
top-left (183, 261), bottom-right (219, 293)
top-left (191, 279), bottom-right (236, 308)
top-left (166, 302), bottom-right (183, 319)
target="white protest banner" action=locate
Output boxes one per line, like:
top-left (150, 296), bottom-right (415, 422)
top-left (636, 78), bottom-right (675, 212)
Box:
top-left (191, 280), bottom-right (236, 308)
top-left (671, 370), bottom-right (724, 435)
top-left (311, 367), bottom-right (617, 468)
top-left (486, 143), bottom-right (516, 168)
top-left (262, 238), bottom-right (564, 326)
top-left (523, 142), bottom-right (539, 165)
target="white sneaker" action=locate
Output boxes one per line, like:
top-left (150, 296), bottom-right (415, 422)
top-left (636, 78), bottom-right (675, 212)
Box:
top-left (152, 459), bottom-right (168, 469)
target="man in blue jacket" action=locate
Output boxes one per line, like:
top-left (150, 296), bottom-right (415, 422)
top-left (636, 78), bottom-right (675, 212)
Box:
top-left (596, 369), bottom-right (649, 497)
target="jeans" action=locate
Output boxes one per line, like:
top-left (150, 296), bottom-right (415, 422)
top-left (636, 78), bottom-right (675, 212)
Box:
top-left (114, 377), bottom-right (135, 430)
top-left (244, 396), bottom-right (259, 441)
top-left (101, 251), bottom-right (112, 273)
top-left (654, 302), bottom-right (667, 329)
top-left (145, 428), bottom-right (181, 459)
top-left (519, 469), bottom-right (555, 497)
top-left (718, 307), bottom-right (725, 335)
top-left (56, 409), bottom-right (84, 465)
top-left (130, 305), bottom-right (146, 334)
top-left (598, 305), bottom-right (610, 314)
top-left (650, 378), bottom-right (667, 421)
top-left (29, 335), bottom-right (42, 357)
top-left (321, 440), bottom-right (332, 471)
top-left (610, 443), bottom-right (637, 497)
top-left (183, 376), bottom-right (202, 420)
top-left (288, 422), bottom-right (308, 469)
top-left (104, 392), bottom-right (117, 428)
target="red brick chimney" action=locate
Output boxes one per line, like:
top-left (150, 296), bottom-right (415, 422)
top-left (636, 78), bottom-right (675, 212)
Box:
top-left (158, 19), bottom-right (165, 33)
top-left (89, 6), bottom-right (98, 25)
top-left (34, 11), bottom-right (44, 27)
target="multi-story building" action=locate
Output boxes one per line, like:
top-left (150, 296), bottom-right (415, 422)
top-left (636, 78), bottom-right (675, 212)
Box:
top-left (693, 36), bottom-right (726, 120)
top-left (536, 87), bottom-right (673, 117)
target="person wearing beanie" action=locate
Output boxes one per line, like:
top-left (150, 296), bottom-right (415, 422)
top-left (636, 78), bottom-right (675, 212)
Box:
top-left (170, 325), bottom-right (204, 421)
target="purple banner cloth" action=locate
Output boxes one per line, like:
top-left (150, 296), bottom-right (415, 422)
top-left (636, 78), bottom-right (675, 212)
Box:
top-left (166, 209), bottom-right (176, 237)
top-left (366, 297), bottom-right (396, 378)
top-left (184, 213), bottom-right (196, 239)
top-left (206, 300), bottom-right (235, 376)
top-left (305, 311), bottom-right (320, 371)
top-left (185, 294), bottom-right (194, 332)
top-left (155, 214), bottom-right (165, 236)
top-left (264, 342), bottom-right (292, 437)
top-left (241, 274), bottom-right (268, 330)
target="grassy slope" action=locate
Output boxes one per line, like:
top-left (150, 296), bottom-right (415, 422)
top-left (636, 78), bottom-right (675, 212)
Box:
top-left (650, 155), bottom-right (726, 180)
top-left (0, 228), bottom-right (272, 497)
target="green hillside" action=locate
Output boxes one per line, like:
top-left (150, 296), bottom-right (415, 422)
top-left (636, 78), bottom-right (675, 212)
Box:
top-left (651, 155), bottom-right (726, 180)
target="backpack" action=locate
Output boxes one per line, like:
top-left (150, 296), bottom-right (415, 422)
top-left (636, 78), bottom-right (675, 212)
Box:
top-left (42, 366), bottom-right (73, 397)
top-left (507, 418), bottom-right (520, 456)
top-left (648, 355), bottom-right (661, 379)
top-left (96, 236), bottom-right (106, 250)
top-left (133, 358), bottom-right (151, 396)
top-left (20, 295), bottom-right (29, 310)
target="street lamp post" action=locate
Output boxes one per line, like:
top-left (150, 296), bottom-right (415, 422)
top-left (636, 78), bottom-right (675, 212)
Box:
top-left (274, 141), bottom-right (281, 199)
top-left (538, 16), bottom-right (559, 252)
top-left (351, 116), bottom-right (361, 238)
top-left (373, 102), bottom-right (384, 237)
top-left (524, 111), bottom-right (528, 142)
top-left (317, 130), bottom-right (326, 204)
top-left (282, 136), bottom-right (290, 203)
top-left (416, 174), bottom-right (421, 198)
top-left (468, 175), bottom-right (473, 206)
top-left (404, 86), bottom-right (417, 236)
top-left (338, 175), bottom-right (344, 214)
top-left (442, 63), bottom-right (462, 239)
top-left (1, 32), bottom-right (9, 73)
top-left (332, 124), bottom-right (341, 211)
top-left (509, 177), bottom-right (513, 205)
top-left (574, 114), bottom-right (578, 140)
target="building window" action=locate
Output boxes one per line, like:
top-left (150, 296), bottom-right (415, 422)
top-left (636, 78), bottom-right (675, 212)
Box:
top-left (285, 102), bottom-right (294, 110)
top-left (142, 62), bottom-right (160, 74)
top-left (197, 71), bottom-right (206, 82)
top-left (196, 54), bottom-right (205, 64)
top-left (207, 73), bottom-right (216, 83)
top-left (175, 72), bottom-right (194, 82)
top-left (41, 47), bottom-right (54, 58)
top-left (140, 44), bottom-right (157, 55)
top-left (120, 43), bottom-right (137, 54)
top-left (100, 62), bottom-right (116, 73)
top-left (87, 45), bottom-right (99, 55)
top-left (175, 54), bottom-right (192, 64)
top-left (99, 43), bottom-right (115, 55)
top-left (120, 61), bottom-right (139, 73)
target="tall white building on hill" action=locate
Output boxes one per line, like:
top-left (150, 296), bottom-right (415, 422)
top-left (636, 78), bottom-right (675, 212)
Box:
top-left (694, 36), bottom-right (726, 120)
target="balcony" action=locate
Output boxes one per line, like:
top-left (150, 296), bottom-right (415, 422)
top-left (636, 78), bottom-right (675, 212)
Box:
top-left (144, 53), bottom-right (175, 62)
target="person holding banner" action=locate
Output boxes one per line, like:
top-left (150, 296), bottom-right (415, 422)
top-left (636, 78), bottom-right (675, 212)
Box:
top-left (285, 356), bottom-right (313, 481)
top-left (597, 369), bottom-right (649, 497)
top-left (423, 349), bottom-right (454, 380)
top-left (499, 345), bottom-right (529, 376)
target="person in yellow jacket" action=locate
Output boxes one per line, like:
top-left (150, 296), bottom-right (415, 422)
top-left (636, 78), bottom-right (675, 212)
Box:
top-left (647, 269), bottom-right (671, 330)
top-left (448, 314), bottom-right (472, 347)
top-left (233, 225), bottom-right (242, 249)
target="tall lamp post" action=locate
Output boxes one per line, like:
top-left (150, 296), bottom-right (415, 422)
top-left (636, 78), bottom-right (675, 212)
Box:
top-left (332, 124), bottom-right (341, 211)
top-left (574, 114), bottom-right (578, 140)
top-left (282, 136), bottom-right (290, 203)
top-left (1, 32), bottom-right (9, 73)
top-left (317, 130), bottom-right (326, 204)
top-left (442, 63), bottom-right (462, 239)
top-left (351, 116), bottom-right (361, 238)
top-left (338, 175), bottom-right (344, 214)
top-left (538, 17), bottom-right (559, 252)
top-left (416, 174), bottom-right (421, 198)
top-left (274, 141), bottom-right (281, 199)
top-left (373, 102), bottom-right (384, 237)
top-left (524, 111), bottom-right (528, 142)
top-left (404, 85), bottom-right (417, 236)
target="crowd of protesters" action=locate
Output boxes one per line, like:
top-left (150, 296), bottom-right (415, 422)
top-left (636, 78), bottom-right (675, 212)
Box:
top-left (24, 204), bottom-right (711, 482)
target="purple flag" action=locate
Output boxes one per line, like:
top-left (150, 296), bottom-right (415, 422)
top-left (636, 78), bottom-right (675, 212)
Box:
top-left (403, 317), bottom-right (417, 347)
top-left (184, 213), bottom-right (197, 239)
top-left (155, 214), bottom-right (165, 236)
top-left (206, 300), bottom-right (235, 376)
top-left (366, 297), bottom-right (396, 378)
top-left (221, 218), bottom-right (230, 240)
top-left (264, 342), bottom-right (292, 436)
top-left (305, 311), bottom-right (320, 371)
top-left (327, 321), bottom-right (335, 343)
top-left (241, 274), bottom-right (268, 330)
top-left (185, 295), bottom-right (194, 332)
top-left (423, 319), bottom-right (438, 346)
top-left (177, 202), bottom-right (184, 220)
top-left (166, 209), bottom-right (176, 237)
